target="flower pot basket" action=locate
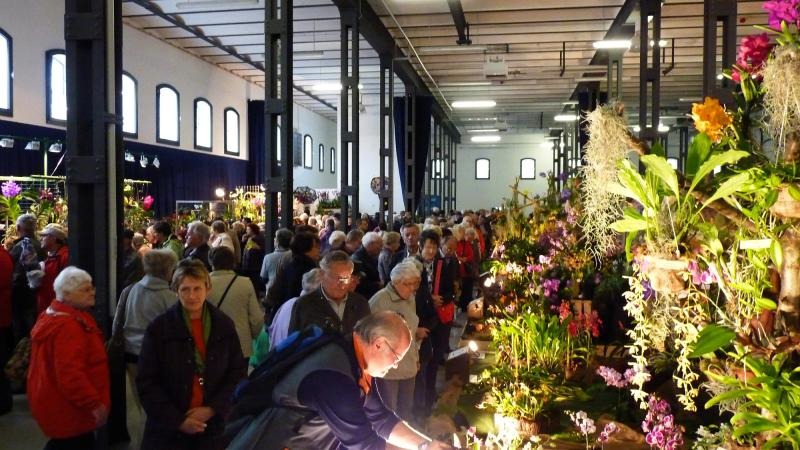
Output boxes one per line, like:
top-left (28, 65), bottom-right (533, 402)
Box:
top-left (770, 186), bottom-right (800, 219)
top-left (644, 257), bottom-right (686, 294)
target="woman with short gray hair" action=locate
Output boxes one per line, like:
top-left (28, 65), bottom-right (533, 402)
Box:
top-left (28, 267), bottom-right (110, 448)
top-left (367, 260), bottom-right (422, 420)
top-left (378, 231), bottom-right (401, 285)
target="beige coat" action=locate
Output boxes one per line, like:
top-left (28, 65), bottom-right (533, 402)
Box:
top-left (368, 284), bottom-right (419, 380)
top-left (207, 270), bottom-right (263, 357)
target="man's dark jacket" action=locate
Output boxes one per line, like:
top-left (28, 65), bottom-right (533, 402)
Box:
top-left (288, 287), bottom-right (370, 335)
top-left (351, 246), bottom-right (382, 300)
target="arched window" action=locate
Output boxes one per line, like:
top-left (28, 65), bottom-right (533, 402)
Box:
top-left (318, 143), bottom-right (324, 172)
top-left (520, 158), bottom-right (536, 179)
top-left (156, 84), bottom-right (180, 145)
top-left (0, 28), bottom-right (12, 116)
top-left (224, 107), bottom-right (240, 155)
top-left (330, 147), bottom-right (336, 174)
top-left (121, 72), bottom-right (138, 137)
top-left (194, 98), bottom-right (212, 151)
top-left (475, 158), bottom-right (490, 180)
top-left (46, 49), bottom-right (67, 124)
top-left (303, 135), bottom-right (312, 169)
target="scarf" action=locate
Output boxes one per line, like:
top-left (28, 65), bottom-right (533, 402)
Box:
top-left (182, 304), bottom-right (211, 376)
top-left (352, 332), bottom-right (372, 395)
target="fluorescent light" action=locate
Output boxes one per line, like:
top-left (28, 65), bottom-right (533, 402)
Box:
top-left (311, 83), bottom-right (363, 91)
top-left (716, 73), bottom-right (724, 80)
top-left (562, 101), bottom-right (579, 105)
top-left (467, 128), bottom-right (499, 133)
top-left (176, 0), bottom-right (258, 9)
top-left (679, 97), bottom-right (702, 103)
top-left (592, 40), bottom-right (631, 50)
top-left (576, 77), bottom-right (607, 82)
top-left (440, 81), bottom-right (492, 87)
top-left (419, 45), bottom-right (488, 54)
top-left (295, 50), bottom-right (325, 58)
top-left (633, 125), bottom-right (641, 133)
top-left (471, 135), bottom-right (501, 143)
top-left (658, 123), bottom-right (670, 133)
top-left (554, 114), bottom-right (579, 122)
top-left (452, 100), bottom-right (496, 109)
top-left (649, 39), bottom-right (668, 47)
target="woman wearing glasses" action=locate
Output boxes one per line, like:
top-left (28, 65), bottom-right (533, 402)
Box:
top-left (368, 258), bottom-right (423, 421)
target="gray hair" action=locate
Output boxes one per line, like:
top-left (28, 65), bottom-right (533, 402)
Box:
top-left (353, 310), bottom-right (411, 347)
top-left (53, 266), bottom-right (92, 300)
top-left (362, 231), bottom-right (383, 247)
top-left (16, 213), bottom-right (37, 236)
top-left (132, 232), bottom-right (145, 249)
top-left (382, 231), bottom-right (401, 247)
top-left (301, 268), bottom-right (322, 294)
top-left (319, 250), bottom-right (354, 272)
top-left (329, 230), bottom-right (346, 248)
top-left (211, 220), bottom-right (227, 233)
top-left (143, 248), bottom-right (178, 281)
top-left (346, 229), bottom-right (364, 243)
top-left (390, 260), bottom-right (421, 283)
top-left (188, 221), bottom-right (211, 242)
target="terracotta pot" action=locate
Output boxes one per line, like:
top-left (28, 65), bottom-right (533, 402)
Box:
top-left (770, 186), bottom-right (800, 219)
top-left (645, 257), bottom-right (686, 294)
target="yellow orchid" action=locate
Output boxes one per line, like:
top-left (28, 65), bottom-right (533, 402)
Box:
top-left (691, 97), bottom-right (731, 142)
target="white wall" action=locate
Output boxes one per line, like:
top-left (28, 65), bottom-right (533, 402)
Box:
top-left (456, 133), bottom-right (552, 211)
top-left (292, 103), bottom-right (338, 189)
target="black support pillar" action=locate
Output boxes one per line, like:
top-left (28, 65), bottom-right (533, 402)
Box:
top-left (403, 91), bottom-right (418, 216)
top-left (703, 0), bottom-right (737, 106)
top-left (339, 7), bottom-right (360, 230)
top-left (638, 0), bottom-right (662, 146)
top-left (451, 137), bottom-right (457, 210)
top-left (378, 54), bottom-right (394, 224)
top-left (264, 0), bottom-right (293, 251)
top-left (64, 0), bottom-right (122, 335)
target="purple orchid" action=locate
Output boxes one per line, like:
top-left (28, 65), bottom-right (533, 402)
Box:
top-left (1, 180), bottom-right (21, 198)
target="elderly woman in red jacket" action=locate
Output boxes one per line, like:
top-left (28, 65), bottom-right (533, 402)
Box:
top-left (27, 266), bottom-right (110, 450)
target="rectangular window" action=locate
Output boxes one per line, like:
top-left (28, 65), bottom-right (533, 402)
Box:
top-left (475, 158), bottom-right (490, 180)
top-left (520, 158), bottom-right (536, 179)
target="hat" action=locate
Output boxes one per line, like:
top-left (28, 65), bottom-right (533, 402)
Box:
top-left (40, 223), bottom-right (67, 242)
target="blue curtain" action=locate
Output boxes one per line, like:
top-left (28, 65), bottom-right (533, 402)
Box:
top-left (0, 119), bottom-right (248, 217)
top-left (247, 100), bottom-right (266, 186)
top-left (393, 95), bottom-right (433, 214)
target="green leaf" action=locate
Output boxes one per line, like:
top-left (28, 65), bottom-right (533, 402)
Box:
top-left (731, 416), bottom-right (779, 439)
top-left (701, 172), bottom-right (752, 209)
top-left (689, 324), bottom-right (736, 358)
top-left (706, 388), bottom-right (748, 408)
top-left (651, 141), bottom-right (666, 158)
top-left (765, 189), bottom-right (779, 208)
top-left (625, 230), bottom-right (638, 261)
top-left (610, 218), bottom-right (648, 233)
top-left (617, 160), bottom-right (651, 208)
top-left (622, 207), bottom-right (645, 221)
top-left (641, 154), bottom-right (680, 198)
top-left (690, 150), bottom-right (750, 193)
top-left (788, 184), bottom-right (800, 201)
top-left (756, 297), bottom-right (778, 311)
top-left (686, 132), bottom-right (712, 179)
top-left (770, 238), bottom-right (784, 269)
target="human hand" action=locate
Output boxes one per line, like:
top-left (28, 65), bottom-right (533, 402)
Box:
top-left (178, 416), bottom-right (207, 434)
top-left (415, 327), bottom-right (429, 340)
top-left (91, 405), bottom-right (108, 426)
top-left (186, 406), bottom-right (215, 423)
top-left (431, 295), bottom-right (443, 308)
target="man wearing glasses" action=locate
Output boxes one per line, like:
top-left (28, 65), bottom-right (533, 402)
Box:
top-left (289, 250), bottom-right (371, 336)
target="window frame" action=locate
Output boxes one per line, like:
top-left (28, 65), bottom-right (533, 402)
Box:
top-left (121, 71), bottom-right (138, 138)
top-left (330, 147), bottom-right (336, 174)
top-left (475, 158), bottom-right (490, 180)
top-left (192, 97), bottom-right (212, 151)
top-left (303, 134), bottom-right (313, 169)
top-left (45, 49), bottom-right (67, 126)
top-left (520, 158), bottom-right (536, 180)
top-left (318, 143), bottom-right (324, 172)
top-left (0, 28), bottom-right (12, 117)
top-left (156, 83), bottom-right (180, 146)
top-left (224, 107), bottom-right (240, 156)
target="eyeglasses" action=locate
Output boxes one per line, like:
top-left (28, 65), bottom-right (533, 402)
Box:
top-left (327, 272), bottom-right (352, 284)
top-left (384, 338), bottom-right (403, 365)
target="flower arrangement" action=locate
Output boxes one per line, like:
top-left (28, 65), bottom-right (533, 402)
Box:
top-left (229, 188), bottom-right (266, 221)
top-left (123, 183), bottom-right (154, 232)
top-left (293, 186), bottom-right (318, 205)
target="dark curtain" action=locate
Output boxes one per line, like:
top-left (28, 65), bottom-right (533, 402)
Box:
top-left (247, 100), bottom-right (265, 186)
top-left (0, 119), bottom-right (248, 218)
top-left (393, 95), bottom-right (433, 214)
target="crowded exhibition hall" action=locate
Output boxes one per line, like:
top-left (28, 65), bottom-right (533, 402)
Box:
top-left (0, 0), bottom-right (795, 449)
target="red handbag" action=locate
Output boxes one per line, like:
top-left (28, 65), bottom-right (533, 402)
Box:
top-left (433, 260), bottom-right (455, 325)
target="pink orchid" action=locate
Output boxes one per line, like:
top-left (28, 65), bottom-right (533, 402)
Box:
top-left (142, 195), bottom-right (154, 211)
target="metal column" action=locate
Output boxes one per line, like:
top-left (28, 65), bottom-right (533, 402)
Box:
top-left (638, 0), bottom-right (662, 146)
top-left (451, 139), bottom-right (457, 210)
top-left (444, 131), bottom-right (451, 213)
top-left (703, 0), bottom-right (737, 106)
top-left (436, 122), bottom-right (444, 213)
top-left (264, 0), bottom-right (293, 251)
top-left (64, 0), bottom-right (122, 335)
top-left (606, 50), bottom-right (624, 101)
top-left (378, 54), bottom-right (393, 225)
top-left (339, 8), bottom-right (359, 230)
top-left (403, 91), bottom-right (417, 216)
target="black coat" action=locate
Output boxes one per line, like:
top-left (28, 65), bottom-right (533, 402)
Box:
top-left (283, 253), bottom-right (318, 302)
top-left (351, 247), bottom-right (382, 300)
top-left (136, 302), bottom-right (247, 450)
top-left (184, 244), bottom-right (212, 272)
top-left (288, 288), bottom-right (371, 336)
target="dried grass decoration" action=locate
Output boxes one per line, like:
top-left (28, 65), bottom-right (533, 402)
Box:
top-left (580, 104), bottom-right (631, 259)
top-left (762, 45), bottom-right (800, 158)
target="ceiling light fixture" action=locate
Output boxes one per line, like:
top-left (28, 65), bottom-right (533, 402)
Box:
top-left (592, 40), bottom-right (632, 50)
top-left (575, 77), bottom-right (608, 83)
top-left (139, 155), bottom-right (148, 168)
top-left (716, 73), bottom-right (724, 80)
top-left (554, 114), bottom-right (579, 122)
top-left (175, 0), bottom-right (259, 10)
top-left (418, 45), bottom-right (488, 54)
top-left (0, 138), bottom-right (13, 148)
top-left (452, 100), bottom-right (496, 109)
top-left (311, 82), bottom-right (363, 92)
top-left (48, 142), bottom-right (62, 153)
top-left (24, 141), bottom-right (40, 151)
top-left (439, 81), bottom-right (492, 87)
top-left (658, 123), bottom-right (670, 133)
top-left (467, 128), bottom-right (499, 133)
top-left (124, 151), bottom-right (135, 162)
top-left (679, 97), bottom-right (703, 103)
top-left (471, 135), bottom-right (501, 143)
top-left (295, 50), bottom-right (326, 58)
top-left (649, 39), bottom-right (669, 47)
top-left (562, 101), bottom-right (579, 105)
top-left (152, 156), bottom-right (161, 169)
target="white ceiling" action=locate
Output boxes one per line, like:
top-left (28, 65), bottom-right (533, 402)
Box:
top-left (121, 0), bottom-right (769, 133)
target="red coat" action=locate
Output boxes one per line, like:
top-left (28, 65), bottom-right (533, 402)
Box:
top-left (36, 246), bottom-right (69, 315)
top-left (27, 300), bottom-right (110, 438)
top-left (456, 240), bottom-right (474, 278)
top-left (0, 247), bottom-right (12, 328)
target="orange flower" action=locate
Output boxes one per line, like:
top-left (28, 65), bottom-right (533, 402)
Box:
top-left (691, 97), bottom-right (731, 142)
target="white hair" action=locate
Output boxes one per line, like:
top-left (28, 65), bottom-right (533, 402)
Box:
top-left (301, 268), bottom-right (323, 294)
top-left (362, 231), bottom-right (383, 247)
top-left (53, 266), bottom-right (92, 300)
top-left (390, 260), bottom-right (421, 283)
top-left (329, 230), bottom-right (346, 247)
top-left (188, 221), bottom-right (211, 242)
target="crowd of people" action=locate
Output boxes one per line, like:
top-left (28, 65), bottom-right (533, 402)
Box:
top-left (0, 207), bottom-right (495, 449)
